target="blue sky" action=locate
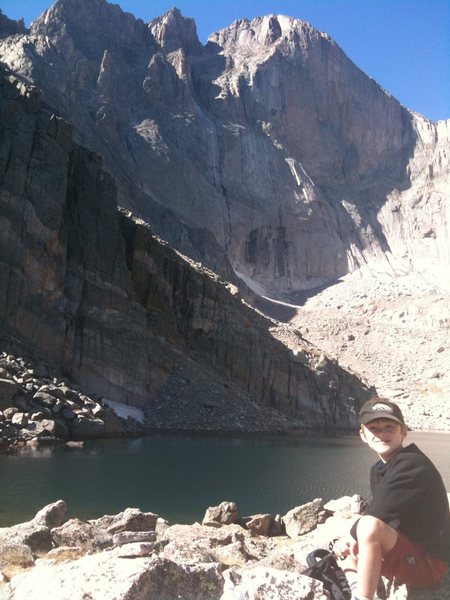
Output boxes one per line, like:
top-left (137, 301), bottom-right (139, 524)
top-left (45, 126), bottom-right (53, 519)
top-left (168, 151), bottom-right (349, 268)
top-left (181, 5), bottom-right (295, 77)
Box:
top-left (1, 0), bottom-right (449, 122)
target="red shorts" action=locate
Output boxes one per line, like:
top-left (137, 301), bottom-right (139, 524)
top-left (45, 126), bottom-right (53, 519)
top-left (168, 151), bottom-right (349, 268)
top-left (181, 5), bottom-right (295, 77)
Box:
top-left (382, 531), bottom-right (448, 588)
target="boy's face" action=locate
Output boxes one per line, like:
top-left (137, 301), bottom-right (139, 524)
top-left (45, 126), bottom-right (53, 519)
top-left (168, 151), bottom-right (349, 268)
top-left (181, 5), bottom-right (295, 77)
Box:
top-left (360, 418), bottom-right (407, 462)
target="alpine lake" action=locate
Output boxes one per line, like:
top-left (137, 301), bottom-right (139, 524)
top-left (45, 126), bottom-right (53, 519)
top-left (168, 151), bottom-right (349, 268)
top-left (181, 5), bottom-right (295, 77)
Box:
top-left (1, 430), bottom-right (449, 527)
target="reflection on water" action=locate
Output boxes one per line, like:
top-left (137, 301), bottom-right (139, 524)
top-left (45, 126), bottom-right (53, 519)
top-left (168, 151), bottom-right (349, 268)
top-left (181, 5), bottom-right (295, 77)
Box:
top-left (0, 431), bottom-right (448, 527)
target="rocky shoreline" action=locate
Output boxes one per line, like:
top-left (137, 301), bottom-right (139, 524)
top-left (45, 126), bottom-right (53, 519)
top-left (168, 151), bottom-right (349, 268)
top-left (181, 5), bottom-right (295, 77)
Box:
top-left (0, 327), bottom-right (362, 454)
top-left (0, 343), bottom-right (308, 454)
top-left (0, 496), bottom-right (448, 599)
top-left (0, 345), bottom-right (145, 453)
top-left (1, 336), bottom-right (447, 456)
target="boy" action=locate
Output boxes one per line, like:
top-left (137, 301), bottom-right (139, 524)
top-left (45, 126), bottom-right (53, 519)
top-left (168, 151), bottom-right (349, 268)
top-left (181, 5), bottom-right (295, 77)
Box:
top-left (332, 398), bottom-right (450, 600)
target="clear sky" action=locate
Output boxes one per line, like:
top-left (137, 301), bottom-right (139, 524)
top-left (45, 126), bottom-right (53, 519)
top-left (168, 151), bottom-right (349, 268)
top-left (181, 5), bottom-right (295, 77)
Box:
top-left (1, 0), bottom-right (449, 122)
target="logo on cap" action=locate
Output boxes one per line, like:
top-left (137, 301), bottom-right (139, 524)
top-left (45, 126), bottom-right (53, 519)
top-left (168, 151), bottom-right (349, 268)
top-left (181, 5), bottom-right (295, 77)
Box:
top-left (371, 403), bottom-right (393, 413)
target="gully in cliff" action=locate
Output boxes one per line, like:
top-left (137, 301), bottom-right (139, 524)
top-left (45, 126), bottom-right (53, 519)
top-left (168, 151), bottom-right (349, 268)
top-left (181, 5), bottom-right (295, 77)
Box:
top-left (330, 398), bottom-right (450, 600)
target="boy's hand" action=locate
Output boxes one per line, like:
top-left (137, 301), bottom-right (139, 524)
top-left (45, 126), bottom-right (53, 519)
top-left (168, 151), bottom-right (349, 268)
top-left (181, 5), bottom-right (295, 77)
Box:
top-left (331, 537), bottom-right (351, 559)
top-left (349, 538), bottom-right (358, 558)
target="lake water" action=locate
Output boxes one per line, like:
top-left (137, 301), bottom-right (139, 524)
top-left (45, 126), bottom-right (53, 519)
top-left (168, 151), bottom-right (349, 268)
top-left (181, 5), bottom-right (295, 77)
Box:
top-left (0, 431), bottom-right (449, 527)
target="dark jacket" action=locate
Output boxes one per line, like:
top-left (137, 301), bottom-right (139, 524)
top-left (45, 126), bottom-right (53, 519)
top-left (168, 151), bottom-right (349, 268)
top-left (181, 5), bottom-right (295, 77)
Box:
top-left (351, 443), bottom-right (450, 562)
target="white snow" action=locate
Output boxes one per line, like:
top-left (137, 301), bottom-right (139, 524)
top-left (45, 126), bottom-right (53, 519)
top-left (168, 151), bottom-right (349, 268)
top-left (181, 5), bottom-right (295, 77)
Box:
top-left (103, 399), bottom-right (145, 423)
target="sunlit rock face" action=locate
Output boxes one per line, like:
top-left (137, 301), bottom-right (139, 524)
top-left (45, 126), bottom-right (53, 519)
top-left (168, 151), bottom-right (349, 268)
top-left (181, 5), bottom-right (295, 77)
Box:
top-left (0, 69), bottom-right (373, 428)
top-left (0, 0), bottom-right (448, 297)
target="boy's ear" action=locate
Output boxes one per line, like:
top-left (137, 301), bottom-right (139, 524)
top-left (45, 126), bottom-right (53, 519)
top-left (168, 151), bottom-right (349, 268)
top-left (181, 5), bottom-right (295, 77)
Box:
top-left (359, 426), bottom-right (368, 444)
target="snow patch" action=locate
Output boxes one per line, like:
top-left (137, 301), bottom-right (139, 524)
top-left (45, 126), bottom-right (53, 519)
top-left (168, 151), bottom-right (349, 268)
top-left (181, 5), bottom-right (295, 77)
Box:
top-left (103, 399), bottom-right (145, 423)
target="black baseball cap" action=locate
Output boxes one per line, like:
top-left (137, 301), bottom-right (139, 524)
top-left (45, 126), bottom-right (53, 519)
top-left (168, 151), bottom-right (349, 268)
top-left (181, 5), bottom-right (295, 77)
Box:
top-left (359, 398), bottom-right (406, 426)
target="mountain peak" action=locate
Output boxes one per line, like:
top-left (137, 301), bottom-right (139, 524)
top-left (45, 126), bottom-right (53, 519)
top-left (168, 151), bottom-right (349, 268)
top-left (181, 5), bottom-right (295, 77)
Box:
top-left (149, 7), bottom-right (201, 54)
top-left (31, 0), bottom-right (150, 58)
top-left (209, 13), bottom-right (328, 51)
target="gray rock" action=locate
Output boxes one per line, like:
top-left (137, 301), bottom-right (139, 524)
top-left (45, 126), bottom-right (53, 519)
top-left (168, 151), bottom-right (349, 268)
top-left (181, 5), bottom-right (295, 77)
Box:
top-left (221, 566), bottom-right (329, 600)
top-left (10, 413), bottom-right (28, 427)
top-left (0, 542), bottom-right (35, 568)
top-left (89, 508), bottom-right (158, 534)
top-left (0, 552), bottom-right (225, 600)
top-left (243, 514), bottom-right (274, 537)
top-left (70, 415), bottom-right (104, 438)
top-left (203, 501), bottom-right (239, 527)
top-left (324, 494), bottom-right (367, 517)
top-left (51, 519), bottom-right (113, 553)
top-left (33, 500), bottom-right (67, 529)
top-left (2, 407), bottom-right (18, 420)
top-left (32, 391), bottom-right (57, 409)
top-left (282, 498), bottom-right (325, 538)
top-left (0, 522), bottom-right (53, 554)
top-left (112, 531), bottom-right (157, 547)
top-left (161, 523), bottom-right (259, 568)
top-left (65, 440), bottom-right (83, 448)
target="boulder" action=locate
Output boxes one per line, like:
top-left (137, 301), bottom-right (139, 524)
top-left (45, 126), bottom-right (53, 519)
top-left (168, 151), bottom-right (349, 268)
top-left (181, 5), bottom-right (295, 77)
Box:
top-left (33, 500), bottom-right (67, 529)
top-left (50, 519), bottom-right (113, 553)
top-left (202, 502), bottom-right (239, 527)
top-left (10, 412), bottom-right (28, 427)
top-left (0, 552), bottom-right (224, 600)
top-left (65, 440), bottom-right (83, 448)
top-left (70, 415), bottom-right (104, 438)
top-left (244, 514), bottom-right (274, 537)
top-left (160, 523), bottom-right (272, 568)
top-left (0, 522), bottom-right (53, 554)
top-left (221, 566), bottom-right (329, 600)
top-left (282, 498), bottom-right (325, 538)
top-left (0, 542), bottom-right (35, 568)
top-left (32, 391), bottom-right (57, 409)
top-left (3, 407), bottom-right (18, 420)
top-left (89, 508), bottom-right (158, 533)
top-left (20, 418), bottom-right (68, 440)
top-left (324, 494), bottom-right (367, 517)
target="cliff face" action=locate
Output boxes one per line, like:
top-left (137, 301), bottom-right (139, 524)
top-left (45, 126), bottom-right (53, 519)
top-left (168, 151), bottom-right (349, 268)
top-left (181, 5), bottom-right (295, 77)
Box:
top-left (0, 70), bottom-right (372, 429)
top-left (0, 0), bottom-right (448, 296)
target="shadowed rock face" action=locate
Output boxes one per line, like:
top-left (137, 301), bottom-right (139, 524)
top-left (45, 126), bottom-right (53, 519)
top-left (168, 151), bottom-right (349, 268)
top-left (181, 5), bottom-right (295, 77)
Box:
top-left (1, 0), bottom-right (448, 296)
top-left (0, 70), bottom-right (373, 428)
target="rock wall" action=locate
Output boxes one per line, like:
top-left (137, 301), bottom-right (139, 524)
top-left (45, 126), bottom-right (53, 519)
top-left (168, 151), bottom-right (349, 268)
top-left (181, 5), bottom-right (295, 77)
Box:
top-left (0, 69), bottom-right (372, 429)
top-left (0, 0), bottom-right (447, 296)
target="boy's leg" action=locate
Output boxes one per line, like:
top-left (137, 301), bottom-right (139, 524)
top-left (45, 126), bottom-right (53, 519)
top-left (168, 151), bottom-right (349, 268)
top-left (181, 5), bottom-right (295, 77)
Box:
top-left (340, 554), bottom-right (358, 595)
top-left (354, 515), bottom-right (398, 599)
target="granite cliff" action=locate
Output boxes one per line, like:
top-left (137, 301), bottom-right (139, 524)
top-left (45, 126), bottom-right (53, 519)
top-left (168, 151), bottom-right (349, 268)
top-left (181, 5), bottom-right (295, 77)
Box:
top-left (0, 0), bottom-right (448, 429)
top-left (0, 69), bottom-right (372, 437)
top-left (0, 0), bottom-right (448, 295)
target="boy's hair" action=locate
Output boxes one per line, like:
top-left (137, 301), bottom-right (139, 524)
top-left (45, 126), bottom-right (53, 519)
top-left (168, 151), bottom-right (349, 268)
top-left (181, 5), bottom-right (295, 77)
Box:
top-left (359, 398), bottom-right (406, 426)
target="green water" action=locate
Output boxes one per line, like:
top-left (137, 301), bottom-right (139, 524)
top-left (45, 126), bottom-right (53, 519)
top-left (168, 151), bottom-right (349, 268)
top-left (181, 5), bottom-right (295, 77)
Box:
top-left (1, 431), bottom-right (449, 527)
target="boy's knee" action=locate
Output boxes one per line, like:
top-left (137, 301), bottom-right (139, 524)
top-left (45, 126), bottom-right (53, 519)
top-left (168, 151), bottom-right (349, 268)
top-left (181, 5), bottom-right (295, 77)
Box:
top-left (357, 515), bottom-right (385, 539)
top-left (357, 515), bottom-right (398, 553)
